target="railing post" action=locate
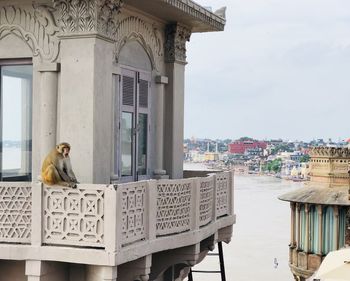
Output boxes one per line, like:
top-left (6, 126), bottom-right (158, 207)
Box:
top-left (191, 178), bottom-right (200, 230)
top-left (212, 174), bottom-right (217, 222)
top-left (104, 185), bottom-right (118, 253)
top-left (31, 182), bottom-right (43, 246)
top-left (229, 170), bottom-right (234, 216)
top-left (147, 180), bottom-right (157, 240)
top-left (115, 187), bottom-right (123, 251)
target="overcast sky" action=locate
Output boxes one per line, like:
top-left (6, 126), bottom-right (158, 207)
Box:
top-left (185, 0), bottom-right (350, 141)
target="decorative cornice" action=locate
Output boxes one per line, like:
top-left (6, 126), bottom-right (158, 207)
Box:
top-left (164, 23), bottom-right (191, 64)
top-left (53, 0), bottom-right (123, 38)
top-left (115, 16), bottom-right (163, 70)
top-left (161, 0), bottom-right (225, 31)
top-left (0, 5), bottom-right (60, 62)
top-left (309, 147), bottom-right (350, 158)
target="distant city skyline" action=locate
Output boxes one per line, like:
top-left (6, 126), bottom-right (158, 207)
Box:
top-left (184, 0), bottom-right (350, 142)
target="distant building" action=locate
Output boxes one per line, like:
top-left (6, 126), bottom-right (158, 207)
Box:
top-left (228, 140), bottom-right (267, 154)
top-left (279, 147), bottom-right (350, 281)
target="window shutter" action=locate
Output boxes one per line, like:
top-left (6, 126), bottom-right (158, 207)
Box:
top-left (139, 79), bottom-right (148, 108)
top-left (122, 76), bottom-right (134, 106)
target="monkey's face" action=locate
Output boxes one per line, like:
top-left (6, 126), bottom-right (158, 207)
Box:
top-left (62, 147), bottom-right (70, 158)
top-left (56, 143), bottom-right (71, 158)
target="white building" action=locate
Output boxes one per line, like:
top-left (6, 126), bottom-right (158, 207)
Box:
top-left (0, 1), bottom-right (235, 280)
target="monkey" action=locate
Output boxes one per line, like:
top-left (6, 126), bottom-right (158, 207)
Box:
top-left (41, 142), bottom-right (78, 188)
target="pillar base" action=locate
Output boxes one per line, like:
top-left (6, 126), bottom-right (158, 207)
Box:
top-left (153, 169), bottom-right (169, 180)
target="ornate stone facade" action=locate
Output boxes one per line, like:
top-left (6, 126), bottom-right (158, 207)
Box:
top-left (164, 23), bottom-right (191, 63)
top-left (115, 16), bottom-right (163, 70)
top-left (0, 5), bottom-right (60, 62)
top-left (308, 147), bottom-right (350, 184)
top-left (53, 0), bottom-right (123, 38)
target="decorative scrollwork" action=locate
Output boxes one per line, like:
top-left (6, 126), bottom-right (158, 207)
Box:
top-left (53, 0), bottom-right (123, 38)
top-left (0, 5), bottom-right (60, 62)
top-left (115, 16), bottom-right (163, 70)
top-left (164, 23), bottom-right (191, 63)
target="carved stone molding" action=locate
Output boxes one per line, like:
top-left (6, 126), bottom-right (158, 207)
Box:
top-left (0, 5), bottom-right (60, 62)
top-left (97, 0), bottom-right (123, 37)
top-left (164, 23), bottom-right (191, 64)
top-left (115, 16), bottom-right (163, 70)
top-left (310, 147), bottom-right (350, 158)
top-left (53, 0), bottom-right (123, 38)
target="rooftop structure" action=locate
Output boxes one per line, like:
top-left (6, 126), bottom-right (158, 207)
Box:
top-left (279, 147), bottom-right (350, 281)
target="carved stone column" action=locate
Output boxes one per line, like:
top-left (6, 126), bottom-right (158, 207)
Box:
top-left (290, 202), bottom-right (296, 247)
top-left (38, 63), bottom-right (60, 158)
top-left (53, 0), bottom-right (123, 183)
top-left (296, 203), bottom-right (301, 249)
top-left (163, 23), bottom-right (191, 179)
top-left (334, 206), bottom-right (339, 250)
top-left (305, 204), bottom-right (310, 253)
top-left (154, 75), bottom-right (168, 178)
top-left (317, 205), bottom-right (323, 255)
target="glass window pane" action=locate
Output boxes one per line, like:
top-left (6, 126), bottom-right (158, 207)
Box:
top-left (121, 112), bottom-right (133, 176)
top-left (1, 65), bottom-right (32, 180)
top-left (137, 113), bottom-right (148, 175)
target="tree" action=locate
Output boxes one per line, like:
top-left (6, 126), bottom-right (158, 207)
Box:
top-left (300, 154), bottom-right (310, 163)
top-left (266, 158), bottom-right (282, 173)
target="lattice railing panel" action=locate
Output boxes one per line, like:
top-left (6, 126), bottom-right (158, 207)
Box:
top-left (199, 177), bottom-right (214, 227)
top-left (216, 172), bottom-right (229, 217)
top-left (43, 186), bottom-right (105, 247)
top-left (0, 183), bottom-right (32, 243)
top-left (119, 181), bottom-right (147, 246)
top-left (156, 180), bottom-right (192, 236)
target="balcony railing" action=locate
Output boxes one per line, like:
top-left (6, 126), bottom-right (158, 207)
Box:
top-left (0, 171), bottom-right (234, 265)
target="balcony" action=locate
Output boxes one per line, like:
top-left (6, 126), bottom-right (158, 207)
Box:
top-left (0, 171), bottom-right (235, 280)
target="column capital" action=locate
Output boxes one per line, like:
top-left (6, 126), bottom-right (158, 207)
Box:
top-left (334, 205), bottom-right (339, 217)
top-left (305, 203), bottom-right (310, 213)
top-left (53, 0), bottom-right (124, 40)
top-left (164, 23), bottom-right (191, 64)
top-left (290, 202), bottom-right (296, 211)
top-left (36, 62), bottom-right (61, 72)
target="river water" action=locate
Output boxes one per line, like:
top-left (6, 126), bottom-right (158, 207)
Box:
top-left (189, 175), bottom-right (304, 281)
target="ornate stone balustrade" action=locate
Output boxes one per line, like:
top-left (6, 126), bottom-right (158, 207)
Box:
top-left (0, 171), bottom-right (235, 267)
top-left (0, 183), bottom-right (32, 243)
